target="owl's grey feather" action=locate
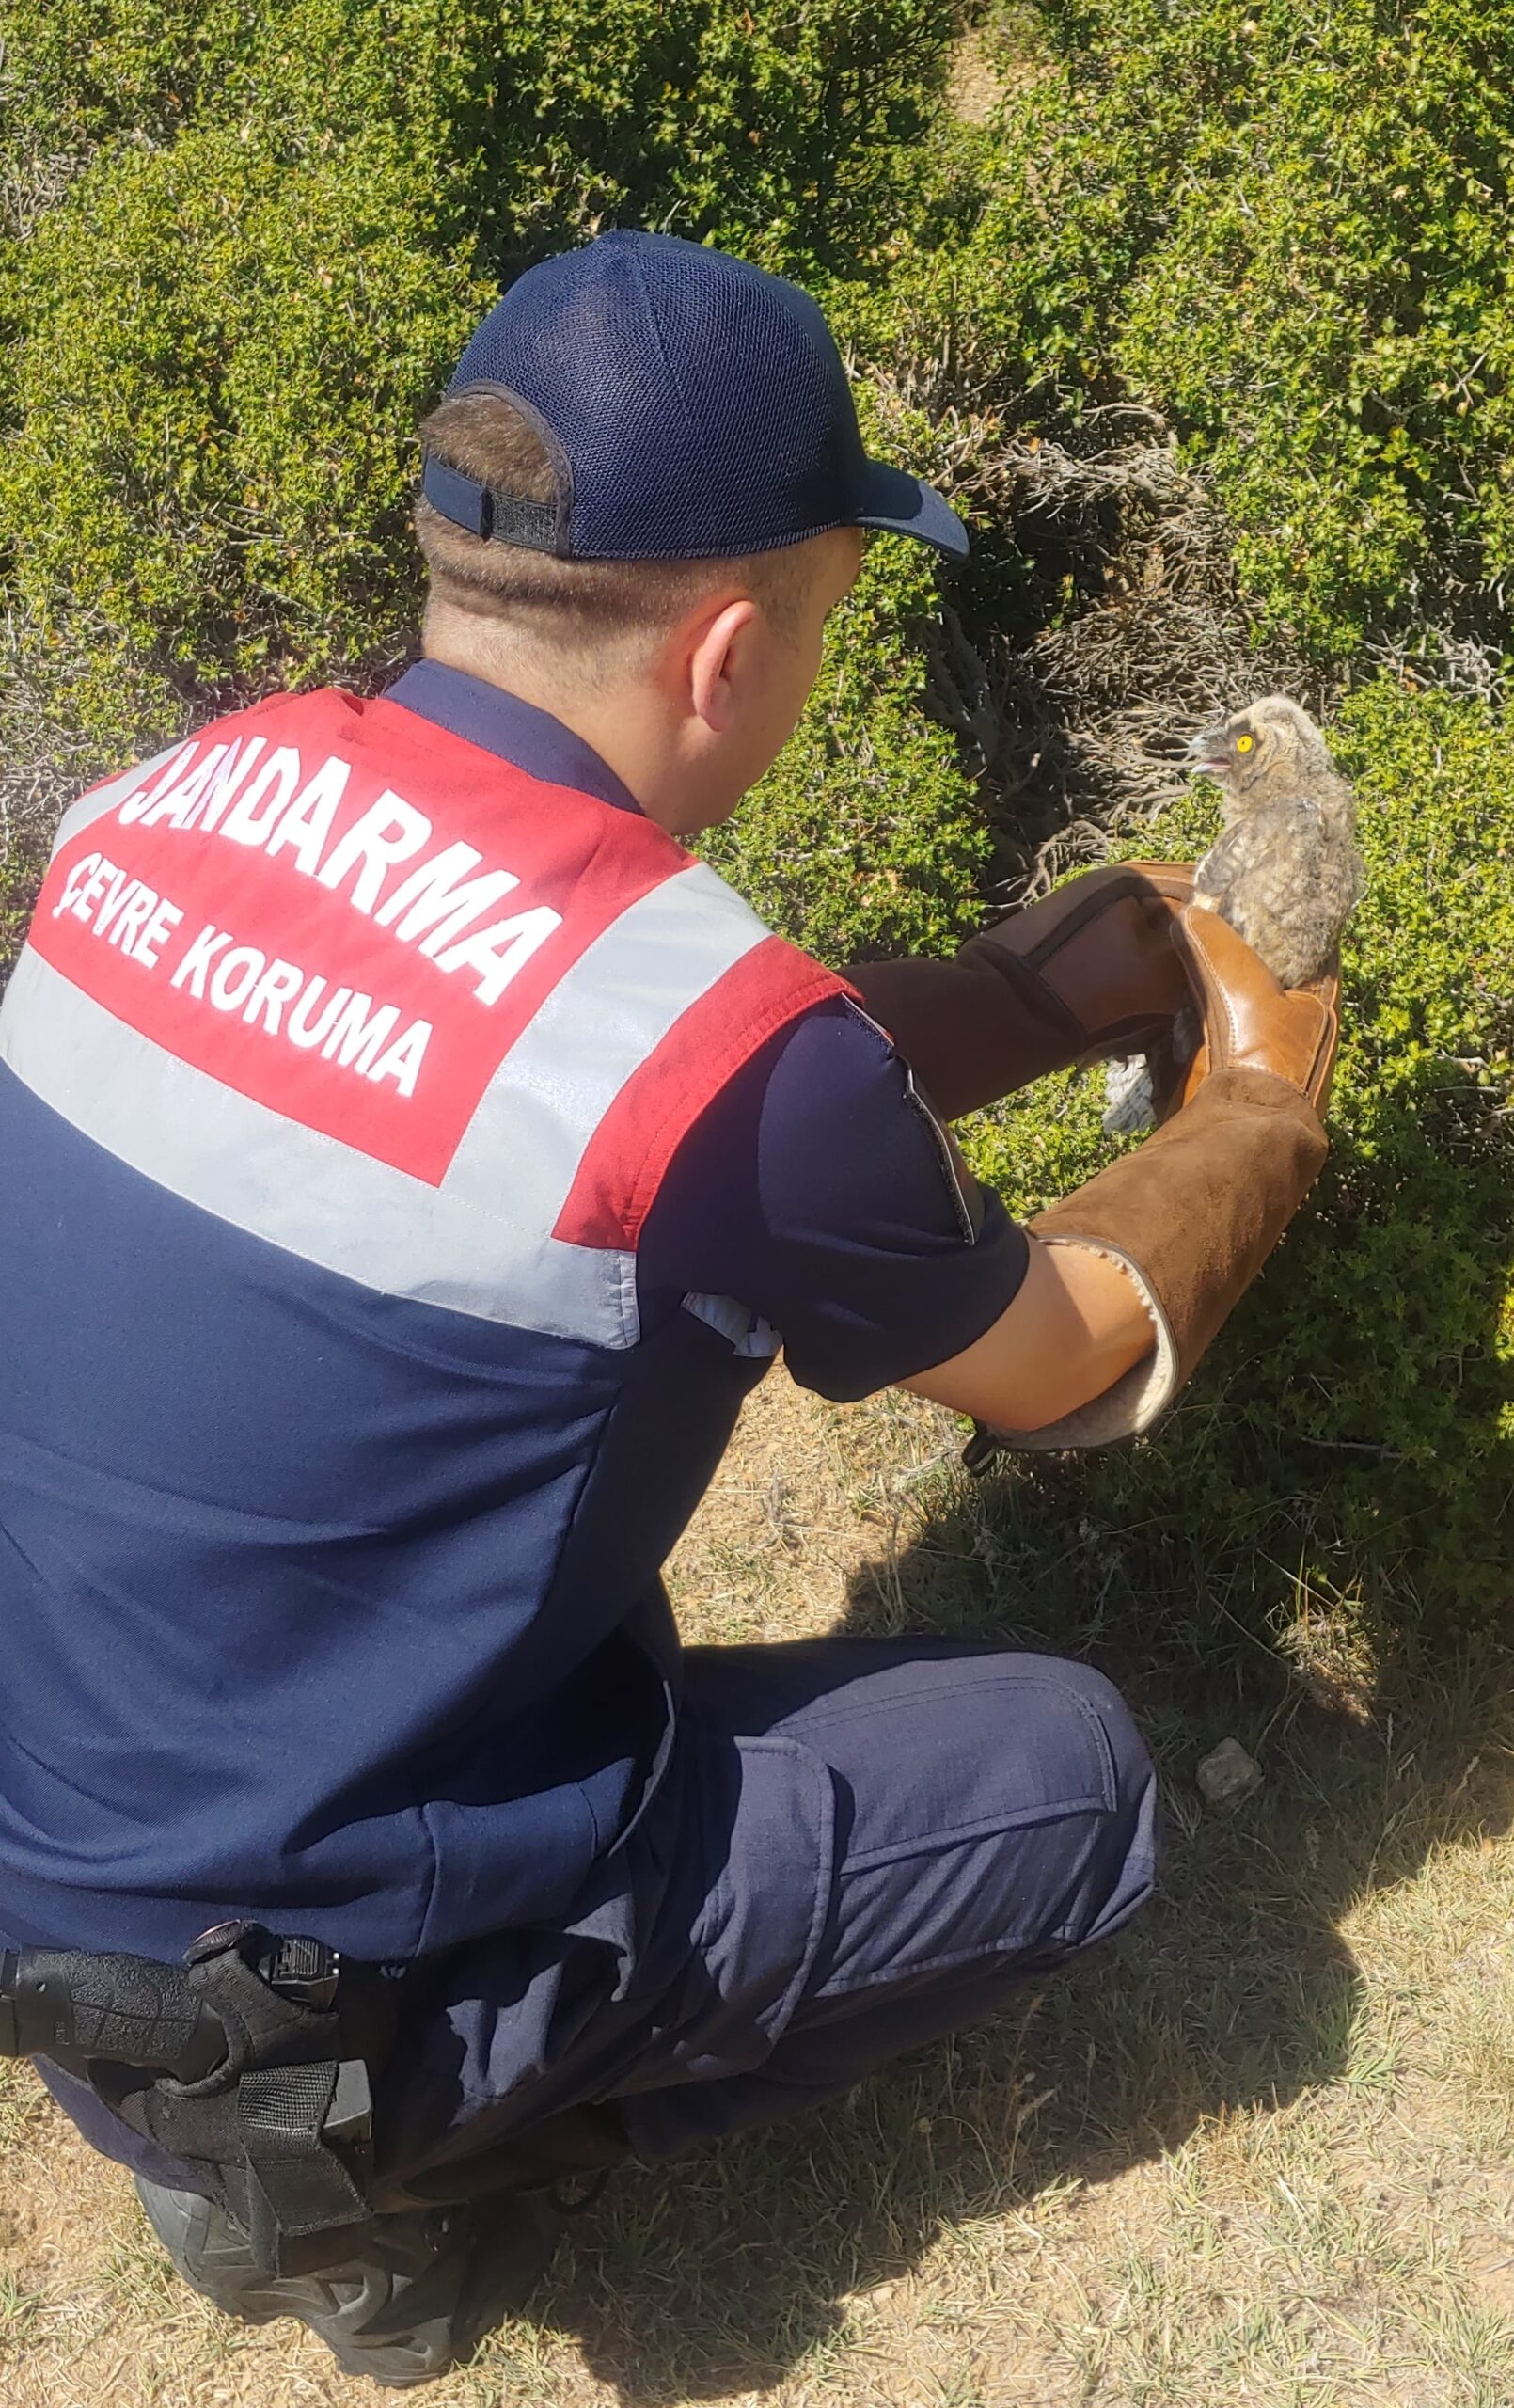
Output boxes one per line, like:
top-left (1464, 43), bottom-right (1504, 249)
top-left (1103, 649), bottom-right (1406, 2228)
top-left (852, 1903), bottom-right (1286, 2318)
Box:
top-left (1103, 696), bottom-right (1364, 1134)
top-left (1102, 1050), bottom-right (1156, 1133)
top-left (1193, 792), bottom-right (1362, 989)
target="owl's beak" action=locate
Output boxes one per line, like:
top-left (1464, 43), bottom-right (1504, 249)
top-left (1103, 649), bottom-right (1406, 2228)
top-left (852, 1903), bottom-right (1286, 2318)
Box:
top-left (1186, 727), bottom-right (1230, 774)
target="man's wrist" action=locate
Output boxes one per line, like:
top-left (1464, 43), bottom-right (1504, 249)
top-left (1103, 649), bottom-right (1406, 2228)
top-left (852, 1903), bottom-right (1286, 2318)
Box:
top-left (999, 1234), bottom-right (1175, 1450)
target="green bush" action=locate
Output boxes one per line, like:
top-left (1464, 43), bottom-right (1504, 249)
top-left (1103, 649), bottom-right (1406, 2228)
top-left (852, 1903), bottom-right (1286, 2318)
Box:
top-left (960, 680), bottom-right (1514, 1620)
top-left (0, 0), bottom-right (958, 764)
top-left (0, 125), bottom-right (482, 754)
top-left (705, 501), bottom-right (989, 963)
top-left (1, 0), bottom-right (955, 277)
top-left (897, 0), bottom-right (1514, 664)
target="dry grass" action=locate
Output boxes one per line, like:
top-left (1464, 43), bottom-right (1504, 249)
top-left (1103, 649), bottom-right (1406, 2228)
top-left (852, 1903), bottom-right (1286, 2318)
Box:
top-left (3, 1373), bottom-right (1513, 2407)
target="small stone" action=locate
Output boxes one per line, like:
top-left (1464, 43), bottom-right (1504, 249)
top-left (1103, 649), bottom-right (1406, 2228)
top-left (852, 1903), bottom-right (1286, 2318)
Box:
top-left (1197, 1737), bottom-right (1263, 1813)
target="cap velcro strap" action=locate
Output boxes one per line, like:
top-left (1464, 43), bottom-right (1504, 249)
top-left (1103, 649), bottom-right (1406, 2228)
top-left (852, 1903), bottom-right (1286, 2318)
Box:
top-left (490, 491), bottom-right (559, 550)
top-left (422, 455), bottom-right (492, 537)
top-left (421, 455), bottom-right (558, 552)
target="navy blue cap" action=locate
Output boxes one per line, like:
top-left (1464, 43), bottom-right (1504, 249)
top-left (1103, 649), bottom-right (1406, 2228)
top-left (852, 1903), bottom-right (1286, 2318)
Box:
top-left (422, 230), bottom-right (968, 564)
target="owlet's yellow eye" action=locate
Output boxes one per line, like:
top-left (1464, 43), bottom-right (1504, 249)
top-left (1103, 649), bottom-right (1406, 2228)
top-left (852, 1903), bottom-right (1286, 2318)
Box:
top-left (1236, 734), bottom-right (1254, 753)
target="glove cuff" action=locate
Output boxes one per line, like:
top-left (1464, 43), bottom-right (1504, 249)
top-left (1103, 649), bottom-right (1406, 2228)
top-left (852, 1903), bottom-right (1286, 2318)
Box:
top-left (1001, 1234), bottom-right (1180, 1450)
top-left (982, 1066), bottom-right (1327, 1452)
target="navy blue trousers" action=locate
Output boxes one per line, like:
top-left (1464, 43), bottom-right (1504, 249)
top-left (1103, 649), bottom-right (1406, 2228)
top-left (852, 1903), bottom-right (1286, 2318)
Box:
top-left (47, 1637), bottom-right (1157, 2200)
top-left (377, 1639), bottom-right (1158, 2192)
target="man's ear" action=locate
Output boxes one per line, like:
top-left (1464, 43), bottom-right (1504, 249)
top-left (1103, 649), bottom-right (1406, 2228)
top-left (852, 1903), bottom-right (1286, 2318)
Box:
top-left (686, 597), bottom-right (759, 735)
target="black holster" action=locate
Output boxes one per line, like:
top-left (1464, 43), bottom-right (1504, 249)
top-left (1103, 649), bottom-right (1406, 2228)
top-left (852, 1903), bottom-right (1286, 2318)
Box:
top-left (73, 1923), bottom-right (398, 2277)
top-left (22, 1921), bottom-right (633, 2271)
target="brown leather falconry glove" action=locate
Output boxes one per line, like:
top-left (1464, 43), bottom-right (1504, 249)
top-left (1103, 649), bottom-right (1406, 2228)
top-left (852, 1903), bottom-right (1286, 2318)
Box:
top-left (844, 863), bottom-right (1195, 1122)
top-left (970, 906), bottom-right (1338, 1457)
top-left (1158, 922), bottom-right (1343, 1125)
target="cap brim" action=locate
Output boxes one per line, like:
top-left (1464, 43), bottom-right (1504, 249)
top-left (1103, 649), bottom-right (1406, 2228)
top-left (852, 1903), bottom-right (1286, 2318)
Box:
top-left (856, 460), bottom-right (970, 559)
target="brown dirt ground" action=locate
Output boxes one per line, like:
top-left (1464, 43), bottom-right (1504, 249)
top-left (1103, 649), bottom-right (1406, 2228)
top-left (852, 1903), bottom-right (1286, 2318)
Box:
top-left (3, 1375), bottom-right (1513, 2407)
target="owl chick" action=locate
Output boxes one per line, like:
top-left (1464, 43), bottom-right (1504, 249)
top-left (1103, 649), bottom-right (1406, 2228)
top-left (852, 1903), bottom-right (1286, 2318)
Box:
top-left (1103, 696), bottom-right (1364, 1134)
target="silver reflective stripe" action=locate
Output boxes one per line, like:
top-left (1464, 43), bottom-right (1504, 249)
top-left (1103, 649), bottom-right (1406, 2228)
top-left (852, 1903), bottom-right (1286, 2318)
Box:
top-left (49, 742), bottom-right (192, 857)
top-left (0, 948), bottom-right (636, 1341)
top-left (0, 859), bottom-right (773, 1348)
top-left (446, 862), bottom-right (768, 1214)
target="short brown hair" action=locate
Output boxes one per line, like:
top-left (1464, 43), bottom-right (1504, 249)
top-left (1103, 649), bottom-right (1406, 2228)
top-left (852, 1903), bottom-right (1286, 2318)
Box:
top-left (415, 391), bottom-right (813, 657)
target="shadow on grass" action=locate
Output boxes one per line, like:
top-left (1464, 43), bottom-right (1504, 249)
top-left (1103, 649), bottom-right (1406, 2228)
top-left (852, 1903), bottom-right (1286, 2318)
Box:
top-left (544, 1529), bottom-right (1513, 2400)
top-left (542, 1088), bottom-right (1512, 2400)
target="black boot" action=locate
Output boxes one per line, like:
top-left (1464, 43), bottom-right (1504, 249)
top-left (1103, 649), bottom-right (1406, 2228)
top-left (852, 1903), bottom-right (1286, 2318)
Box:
top-left (134, 2175), bottom-right (555, 2388)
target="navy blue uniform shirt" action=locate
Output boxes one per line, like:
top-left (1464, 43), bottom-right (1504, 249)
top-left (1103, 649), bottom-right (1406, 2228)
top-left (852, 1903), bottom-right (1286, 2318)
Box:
top-left (0, 664), bottom-right (1026, 1967)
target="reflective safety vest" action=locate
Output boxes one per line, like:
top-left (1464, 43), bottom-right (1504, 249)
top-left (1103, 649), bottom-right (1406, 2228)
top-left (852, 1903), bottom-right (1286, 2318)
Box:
top-left (10, 686), bottom-right (845, 1342)
top-left (0, 685), bottom-right (847, 1962)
